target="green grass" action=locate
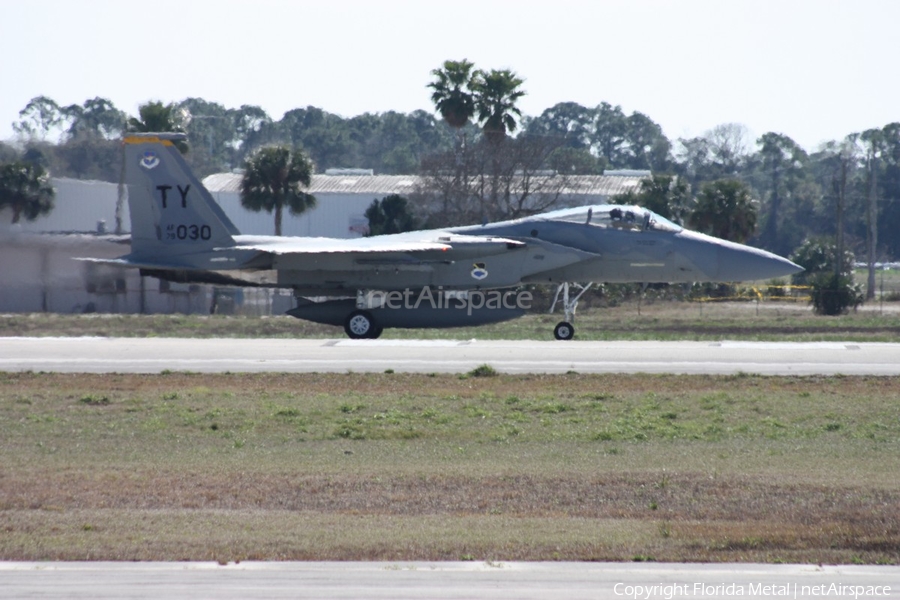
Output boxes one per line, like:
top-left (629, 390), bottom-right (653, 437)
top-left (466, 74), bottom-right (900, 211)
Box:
top-left (1, 371), bottom-right (898, 562)
top-left (2, 300), bottom-right (900, 341)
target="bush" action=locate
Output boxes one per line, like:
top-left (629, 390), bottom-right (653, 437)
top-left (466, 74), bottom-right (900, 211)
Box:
top-left (809, 272), bottom-right (863, 316)
top-left (467, 364), bottom-right (498, 378)
top-left (790, 238), bottom-right (855, 285)
top-left (791, 239), bottom-right (862, 315)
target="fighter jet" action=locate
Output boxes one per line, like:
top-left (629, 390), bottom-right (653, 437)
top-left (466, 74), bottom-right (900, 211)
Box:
top-left (87, 133), bottom-right (801, 339)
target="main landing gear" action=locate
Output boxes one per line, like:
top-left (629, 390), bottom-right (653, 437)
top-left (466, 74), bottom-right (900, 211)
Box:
top-left (344, 290), bottom-right (387, 339)
top-left (549, 282), bottom-right (593, 340)
top-left (344, 309), bottom-right (383, 339)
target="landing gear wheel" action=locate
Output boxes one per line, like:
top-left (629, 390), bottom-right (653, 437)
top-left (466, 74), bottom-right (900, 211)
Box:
top-left (554, 321), bottom-right (575, 341)
top-left (369, 324), bottom-right (384, 339)
top-left (344, 310), bottom-right (377, 339)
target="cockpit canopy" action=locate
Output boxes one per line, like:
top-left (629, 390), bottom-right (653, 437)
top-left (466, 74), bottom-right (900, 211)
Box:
top-left (543, 205), bottom-right (683, 233)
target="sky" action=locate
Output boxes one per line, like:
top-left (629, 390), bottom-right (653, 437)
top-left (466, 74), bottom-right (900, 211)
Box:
top-left (2, 0), bottom-right (899, 152)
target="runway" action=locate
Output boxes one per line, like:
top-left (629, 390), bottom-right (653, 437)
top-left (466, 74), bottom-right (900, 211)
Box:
top-left (1, 337), bottom-right (900, 375)
top-left (0, 561), bottom-right (896, 600)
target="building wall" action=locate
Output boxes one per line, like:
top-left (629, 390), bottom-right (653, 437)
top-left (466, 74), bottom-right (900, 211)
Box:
top-left (208, 191), bottom-right (373, 238)
top-left (0, 178), bottom-right (124, 235)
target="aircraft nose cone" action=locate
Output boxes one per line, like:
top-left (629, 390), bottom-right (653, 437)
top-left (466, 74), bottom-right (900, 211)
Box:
top-left (676, 230), bottom-right (803, 281)
top-left (716, 243), bottom-right (804, 281)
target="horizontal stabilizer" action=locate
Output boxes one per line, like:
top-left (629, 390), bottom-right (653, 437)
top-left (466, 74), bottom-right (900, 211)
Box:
top-left (73, 256), bottom-right (200, 271)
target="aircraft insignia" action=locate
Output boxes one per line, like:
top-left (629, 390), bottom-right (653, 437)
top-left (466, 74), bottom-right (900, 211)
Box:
top-left (471, 263), bottom-right (488, 280)
top-left (140, 151), bottom-right (160, 170)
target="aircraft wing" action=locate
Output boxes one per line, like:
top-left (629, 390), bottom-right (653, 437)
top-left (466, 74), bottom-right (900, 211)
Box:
top-left (230, 231), bottom-right (525, 256)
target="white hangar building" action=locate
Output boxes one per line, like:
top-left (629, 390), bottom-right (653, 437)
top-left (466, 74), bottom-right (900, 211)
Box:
top-left (0, 171), bottom-right (647, 314)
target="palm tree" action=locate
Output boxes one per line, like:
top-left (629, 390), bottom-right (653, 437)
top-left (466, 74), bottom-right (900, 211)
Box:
top-left (427, 59), bottom-right (476, 129)
top-left (127, 101), bottom-right (188, 153)
top-left (0, 160), bottom-right (55, 224)
top-left (689, 179), bottom-right (757, 244)
top-left (472, 69), bottom-right (525, 145)
top-left (428, 59), bottom-right (478, 221)
top-left (240, 146), bottom-right (316, 236)
top-left (471, 69), bottom-right (525, 218)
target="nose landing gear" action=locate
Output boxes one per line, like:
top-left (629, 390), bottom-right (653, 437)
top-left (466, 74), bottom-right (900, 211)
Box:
top-left (553, 321), bottom-right (574, 341)
top-left (550, 282), bottom-right (593, 340)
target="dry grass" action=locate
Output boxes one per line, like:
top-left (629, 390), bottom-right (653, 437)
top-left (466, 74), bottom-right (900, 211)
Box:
top-left (1, 371), bottom-right (898, 563)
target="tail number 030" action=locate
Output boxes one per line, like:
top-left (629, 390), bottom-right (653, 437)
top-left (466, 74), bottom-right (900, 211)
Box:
top-left (166, 224), bottom-right (212, 241)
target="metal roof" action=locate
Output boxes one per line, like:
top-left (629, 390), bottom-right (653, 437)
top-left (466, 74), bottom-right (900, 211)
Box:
top-left (203, 173), bottom-right (420, 196)
top-left (202, 172), bottom-right (644, 197)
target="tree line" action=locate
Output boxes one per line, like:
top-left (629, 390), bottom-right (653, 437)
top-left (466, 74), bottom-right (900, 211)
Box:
top-left (2, 61), bottom-right (900, 278)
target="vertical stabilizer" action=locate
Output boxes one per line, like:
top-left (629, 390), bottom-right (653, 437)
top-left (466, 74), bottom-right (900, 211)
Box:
top-left (124, 133), bottom-right (239, 265)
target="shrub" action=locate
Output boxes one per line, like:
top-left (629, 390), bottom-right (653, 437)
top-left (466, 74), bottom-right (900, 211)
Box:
top-left (808, 272), bottom-right (863, 316)
top-left (467, 364), bottom-right (499, 378)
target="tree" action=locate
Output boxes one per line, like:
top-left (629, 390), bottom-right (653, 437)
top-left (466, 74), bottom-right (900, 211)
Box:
top-left (0, 142), bottom-right (17, 164)
top-left (706, 123), bottom-right (751, 174)
top-left (810, 138), bottom-right (858, 279)
top-left (365, 194), bottom-right (417, 236)
top-left (427, 59), bottom-right (477, 129)
top-left (279, 106), bottom-right (351, 172)
top-left (127, 101), bottom-right (189, 153)
top-left (13, 96), bottom-right (65, 140)
top-left (592, 102), bottom-right (628, 167)
top-left (877, 122), bottom-right (900, 258)
top-left (471, 68), bottom-right (526, 217)
top-left (753, 132), bottom-right (808, 254)
top-left (621, 112), bottom-right (671, 171)
top-left (177, 97), bottom-right (233, 176)
top-left (240, 146), bottom-right (316, 236)
top-left (545, 146), bottom-right (605, 175)
top-left (418, 135), bottom-right (571, 226)
top-left (676, 123), bottom-right (752, 189)
top-left (859, 128), bottom-right (883, 300)
top-left (472, 68), bottom-right (526, 145)
top-left (613, 175), bottom-right (692, 225)
top-left (52, 137), bottom-right (120, 181)
top-left (64, 97), bottom-right (127, 140)
top-left (525, 102), bottom-right (596, 151)
top-left (0, 161), bottom-right (55, 224)
top-left (689, 179), bottom-right (757, 243)
top-left (339, 110), bottom-right (439, 174)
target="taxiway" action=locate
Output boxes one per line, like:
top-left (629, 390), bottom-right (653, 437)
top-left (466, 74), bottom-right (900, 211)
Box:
top-left (1, 337), bottom-right (899, 376)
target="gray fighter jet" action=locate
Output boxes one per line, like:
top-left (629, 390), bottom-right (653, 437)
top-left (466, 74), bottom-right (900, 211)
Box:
top-left (88, 133), bottom-right (801, 339)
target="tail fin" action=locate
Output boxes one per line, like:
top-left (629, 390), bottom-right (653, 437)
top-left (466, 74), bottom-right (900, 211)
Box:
top-left (124, 133), bottom-right (239, 265)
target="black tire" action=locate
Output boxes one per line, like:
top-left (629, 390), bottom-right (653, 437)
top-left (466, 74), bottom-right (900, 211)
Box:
top-left (553, 321), bottom-right (575, 341)
top-left (369, 324), bottom-right (384, 339)
top-left (344, 310), bottom-right (376, 339)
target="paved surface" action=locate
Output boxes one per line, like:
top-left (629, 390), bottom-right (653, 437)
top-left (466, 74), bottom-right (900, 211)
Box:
top-left (0, 561), bottom-right (897, 600)
top-left (2, 337), bottom-right (900, 375)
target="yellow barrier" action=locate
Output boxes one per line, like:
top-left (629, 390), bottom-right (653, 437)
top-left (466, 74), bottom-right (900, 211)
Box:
top-left (692, 285), bottom-right (812, 303)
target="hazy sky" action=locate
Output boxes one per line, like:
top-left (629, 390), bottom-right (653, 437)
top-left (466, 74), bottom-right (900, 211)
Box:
top-left (2, 0), bottom-right (898, 151)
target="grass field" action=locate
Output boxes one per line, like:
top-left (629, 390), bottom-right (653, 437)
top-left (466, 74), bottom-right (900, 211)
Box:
top-left (2, 300), bottom-right (900, 341)
top-left (1, 370), bottom-right (898, 564)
